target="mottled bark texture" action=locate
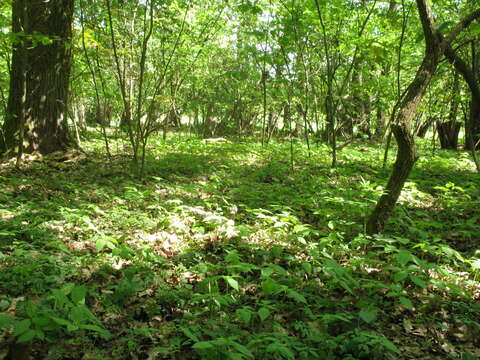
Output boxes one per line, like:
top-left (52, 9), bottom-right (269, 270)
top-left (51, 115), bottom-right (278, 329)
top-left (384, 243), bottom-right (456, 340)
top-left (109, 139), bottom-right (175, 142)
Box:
top-left (0, 0), bottom-right (74, 156)
top-left (366, 1), bottom-right (480, 234)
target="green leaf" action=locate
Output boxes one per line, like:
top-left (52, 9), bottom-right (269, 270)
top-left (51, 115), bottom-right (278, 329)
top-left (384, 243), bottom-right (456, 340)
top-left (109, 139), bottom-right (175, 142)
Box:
top-left (393, 271), bottom-right (408, 283)
top-left (266, 343), bottom-right (295, 359)
top-left (470, 23), bottom-right (480, 36)
top-left (67, 323), bottom-right (79, 332)
top-left (381, 338), bottom-right (400, 354)
top-left (70, 306), bottom-right (88, 324)
top-left (50, 316), bottom-right (73, 327)
top-left (0, 313), bottom-right (12, 328)
top-left (193, 341), bottom-right (214, 350)
top-left (71, 285), bottom-right (87, 305)
top-left (79, 324), bottom-right (112, 339)
top-left (225, 277), bottom-right (239, 291)
top-left (13, 319), bottom-right (31, 336)
top-left (61, 282), bottom-right (75, 295)
top-left (16, 329), bottom-right (36, 343)
top-left (410, 275), bottom-right (426, 289)
top-left (0, 300), bottom-right (9, 311)
top-left (236, 308), bottom-right (252, 325)
top-left (399, 297), bottom-right (414, 310)
top-left (262, 278), bottom-right (283, 296)
top-left (396, 250), bottom-right (413, 266)
top-left (34, 329), bottom-right (45, 340)
top-left (301, 262), bottom-right (312, 274)
top-left (96, 238), bottom-right (108, 252)
top-left (359, 310), bottom-right (377, 324)
top-left (258, 307), bottom-right (270, 322)
top-left (182, 327), bottom-right (199, 342)
top-left (231, 342), bottom-right (254, 358)
top-left (33, 316), bottom-right (52, 331)
top-left (286, 289), bottom-right (307, 304)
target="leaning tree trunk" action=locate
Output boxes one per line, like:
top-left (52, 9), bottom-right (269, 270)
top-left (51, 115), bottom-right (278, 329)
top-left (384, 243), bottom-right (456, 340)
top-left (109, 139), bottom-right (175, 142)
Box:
top-left (0, 0), bottom-right (74, 156)
top-left (366, 0), bottom-right (480, 234)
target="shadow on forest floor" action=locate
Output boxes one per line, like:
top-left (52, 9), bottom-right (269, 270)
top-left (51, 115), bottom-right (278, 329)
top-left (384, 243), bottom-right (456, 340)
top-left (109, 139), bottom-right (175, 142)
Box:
top-left (0, 137), bottom-right (479, 360)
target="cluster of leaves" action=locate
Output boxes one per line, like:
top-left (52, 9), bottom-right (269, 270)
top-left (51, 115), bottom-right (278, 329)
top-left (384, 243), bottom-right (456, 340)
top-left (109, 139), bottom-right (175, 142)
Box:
top-left (0, 134), bottom-right (479, 359)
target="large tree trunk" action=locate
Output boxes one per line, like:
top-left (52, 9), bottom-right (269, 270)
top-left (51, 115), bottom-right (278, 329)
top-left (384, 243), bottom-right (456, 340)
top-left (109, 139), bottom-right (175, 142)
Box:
top-left (437, 121), bottom-right (461, 149)
top-left (0, 0), bottom-right (74, 156)
top-left (366, 1), bottom-right (480, 234)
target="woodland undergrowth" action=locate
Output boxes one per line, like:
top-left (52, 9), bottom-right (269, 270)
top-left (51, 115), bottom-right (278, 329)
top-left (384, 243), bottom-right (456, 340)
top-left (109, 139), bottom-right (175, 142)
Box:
top-left (0, 132), bottom-right (479, 360)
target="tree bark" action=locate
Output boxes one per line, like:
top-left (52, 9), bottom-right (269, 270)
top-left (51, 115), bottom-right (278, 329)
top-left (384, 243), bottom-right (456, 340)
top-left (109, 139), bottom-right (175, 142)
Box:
top-left (366, 1), bottom-right (480, 234)
top-left (0, 0), bottom-right (74, 156)
top-left (444, 45), bottom-right (480, 150)
top-left (437, 121), bottom-right (461, 149)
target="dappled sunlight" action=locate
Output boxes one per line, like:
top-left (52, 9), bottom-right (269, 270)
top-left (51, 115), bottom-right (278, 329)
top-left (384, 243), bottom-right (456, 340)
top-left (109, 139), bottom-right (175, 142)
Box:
top-left (0, 136), bottom-right (479, 359)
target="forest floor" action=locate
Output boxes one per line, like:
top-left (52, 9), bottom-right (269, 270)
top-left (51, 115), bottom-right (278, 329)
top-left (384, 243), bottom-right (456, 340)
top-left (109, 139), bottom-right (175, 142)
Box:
top-left (0, 132), bottom-right (479, 360)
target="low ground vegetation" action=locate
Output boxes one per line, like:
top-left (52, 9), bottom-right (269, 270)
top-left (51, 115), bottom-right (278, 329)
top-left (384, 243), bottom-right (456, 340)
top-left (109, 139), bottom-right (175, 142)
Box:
top-left (0, 133), bottom-right (479, 359)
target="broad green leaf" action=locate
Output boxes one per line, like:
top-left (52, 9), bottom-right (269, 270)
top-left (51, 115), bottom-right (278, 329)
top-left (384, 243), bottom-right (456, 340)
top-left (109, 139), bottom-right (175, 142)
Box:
top-left (182, 327), bottom-right (199, 342)
top-left (13, 319), bottom-right (31, 336)
top-left (236, 308), bottom-right (252, 325)
top-left (301, 262), bottom-right (312, 274)
top-left (286, 289), bottom-right (307, 304)
top-left (262, 278), bottom-right (283, 296)
top-left (410, 275), bottom-right (426, 289)
top-left (225, 277), bottom-right (239, 291)
top-left (359, 310), bottom-right (377, 324)
top-left (16, 329), bottom-right (36, 343)
top-left (258, 307), bottom-right (270, 322)
top-left (399, 297), bottom-right (414, 310)
top-left (396, 250), bottom-right (413, 266)
top-left (70, 306), bottom-right (88, 324)
top-left (71, 285), bottom-right (87, 305)
top-left (393, 271), bottom-right (408, 283)
top-left (96, 238), bottom-right (108, 252)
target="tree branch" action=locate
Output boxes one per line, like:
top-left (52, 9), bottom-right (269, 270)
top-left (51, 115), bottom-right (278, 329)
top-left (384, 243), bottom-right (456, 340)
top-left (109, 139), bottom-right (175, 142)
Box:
top-left (442, 9), bottom-right (480, 50)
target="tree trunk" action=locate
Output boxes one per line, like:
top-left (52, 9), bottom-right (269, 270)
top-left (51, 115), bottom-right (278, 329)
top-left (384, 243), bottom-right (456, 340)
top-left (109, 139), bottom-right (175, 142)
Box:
top-left (467, 98), bottom-right (480, 150)
top-left (437, 121), bottom-right (461, 149)
top-left (367, 124), bottom-right (419, 234)
top-left (1, 0), bottom-right (74, 156)
top-left (445, 44), bottom-right (480, 150)
top-left (366, 1), bottom-right (480, 234)
top-left (416, 117), bottom-right (433, 138)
